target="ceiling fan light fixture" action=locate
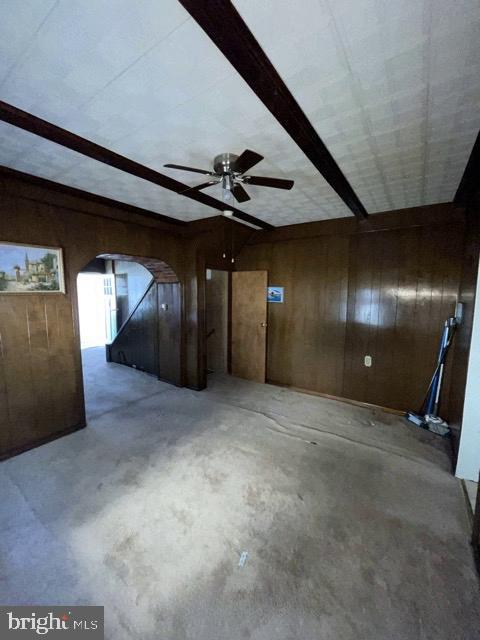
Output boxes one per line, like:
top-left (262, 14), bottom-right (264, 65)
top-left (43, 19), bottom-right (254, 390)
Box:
top-left (165, 149), bottom-right (294, 206)
top-left (221, 173), bottom-right (234, 203)
top-left (222, 188), bottom-right (233, 203)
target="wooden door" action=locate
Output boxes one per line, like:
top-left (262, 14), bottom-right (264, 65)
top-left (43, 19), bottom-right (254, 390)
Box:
top-left (231, 270), bottom-right (268, 382)
top-left (157, 282), bottom-right (182, 386)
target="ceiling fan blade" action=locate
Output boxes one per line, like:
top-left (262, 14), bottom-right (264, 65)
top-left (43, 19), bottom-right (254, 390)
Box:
top-left (232, 183), bottom-right (251, 203)
top-left (180, 180), bottom-right (220, 193)
top-left (243, 175), bottom-right (294, 190)
top-left (164, 163), bottom-right (216, 176)
top-left (233, 149), bottom-right (264, 174)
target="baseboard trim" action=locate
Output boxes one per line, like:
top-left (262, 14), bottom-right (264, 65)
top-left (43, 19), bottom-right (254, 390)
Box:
top-left (0, 421), bottom-right (87, 462)
top-left (266, 380), bottom-right (404, 416)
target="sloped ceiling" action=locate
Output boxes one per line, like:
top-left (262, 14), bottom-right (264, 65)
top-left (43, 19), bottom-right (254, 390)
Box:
top-left (0, 0), bottom-right (478, 226)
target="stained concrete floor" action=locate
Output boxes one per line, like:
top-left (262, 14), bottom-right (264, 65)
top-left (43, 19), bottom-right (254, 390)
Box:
top-left (1, 347), bottom-right (479, 639)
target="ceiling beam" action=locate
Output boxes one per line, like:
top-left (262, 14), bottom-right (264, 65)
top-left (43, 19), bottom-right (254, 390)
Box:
top-left (454, 130), bottom-right (480, 207)
top-left (0, 164), bottom-right (186, 228)
top-left (178, 0), bottom-right (368, 219)
top-left (0, 100), bottom-right (273, 230)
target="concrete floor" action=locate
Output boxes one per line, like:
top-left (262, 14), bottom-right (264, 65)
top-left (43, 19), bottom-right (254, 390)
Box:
top-left (1, 347), bottom-right (479, 639)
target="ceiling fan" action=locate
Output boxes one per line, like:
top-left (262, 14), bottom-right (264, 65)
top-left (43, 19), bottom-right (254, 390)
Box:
top-left (164, 149), bottom-right (294, 204)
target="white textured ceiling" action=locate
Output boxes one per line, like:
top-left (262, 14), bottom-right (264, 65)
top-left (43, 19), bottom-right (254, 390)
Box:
top-left (234, 0), bottom-right (480, 213)
top-left (0, 0), bottom-right (478, 225)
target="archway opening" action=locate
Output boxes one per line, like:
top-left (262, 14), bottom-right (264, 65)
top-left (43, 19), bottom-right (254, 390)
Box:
top-left (77, 253), bottom-right (182, 423)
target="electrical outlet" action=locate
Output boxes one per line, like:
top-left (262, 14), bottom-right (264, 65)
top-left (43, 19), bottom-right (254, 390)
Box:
top-left (364, 355), bottom-right (372, 367)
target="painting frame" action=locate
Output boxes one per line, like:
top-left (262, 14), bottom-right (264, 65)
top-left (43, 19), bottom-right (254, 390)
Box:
top-left (0, 241), bottom-right (65, 294)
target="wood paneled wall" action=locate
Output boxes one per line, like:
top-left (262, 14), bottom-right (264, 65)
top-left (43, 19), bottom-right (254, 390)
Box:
top-left (238, 236), bottom-right (349, 395)
top-left (0, 169), bottom-right (469, 460)
top-left (236, 205), bottom-right (465, 415)
top-left (0, 172), bottom-right (227, 459)
top-left (206, 269), bottom-right (229, 374)
top-left (343, 224), bottom-right (461, 411)
top-left (157, 282), bottom-right (182, 386)
top-left (0, 295), bottom-right (83, 456)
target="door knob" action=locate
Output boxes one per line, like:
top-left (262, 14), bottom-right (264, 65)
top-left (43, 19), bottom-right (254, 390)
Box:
top-left (261, 322), bottom-right (267, 327)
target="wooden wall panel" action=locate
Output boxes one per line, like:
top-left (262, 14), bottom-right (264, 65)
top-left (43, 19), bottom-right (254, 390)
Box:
top-left (0, 167), bottom-right (469, 460)
top-left (206, 269), bottom-right (228, 373)
top-left (157, 282), bottom-right (182, 386)
top-left (0, 172), bottom-right (222, 459)
top-left (237, 235), bottom-right (349, 396)
top-left (237, 210), bottom-right (465, 415)
top-left (0, 295), bottom-right (81, 456)
top-left (343, 224), bottom-right (463, 411)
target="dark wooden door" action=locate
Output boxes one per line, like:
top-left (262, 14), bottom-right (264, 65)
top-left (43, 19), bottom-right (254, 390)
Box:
top-left (157, 282), bottom-right (182, 386)
top-left (231, 270), bottom-right (268, 383)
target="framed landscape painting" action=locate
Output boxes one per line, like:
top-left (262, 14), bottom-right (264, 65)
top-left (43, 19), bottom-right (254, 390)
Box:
top-left (0, 242), bottom-right (65, 293)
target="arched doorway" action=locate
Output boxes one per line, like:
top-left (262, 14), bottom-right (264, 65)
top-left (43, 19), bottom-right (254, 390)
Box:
top-left (77, 253), bottom-right (182, 420)
top-left (98, 253), bottom-right (182, 386)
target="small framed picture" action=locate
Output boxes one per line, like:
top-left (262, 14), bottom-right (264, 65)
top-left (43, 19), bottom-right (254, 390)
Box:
top-left (267, 286), bottom-right (284, 303)
top-left (0, 242), bottom-right (65, 294)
